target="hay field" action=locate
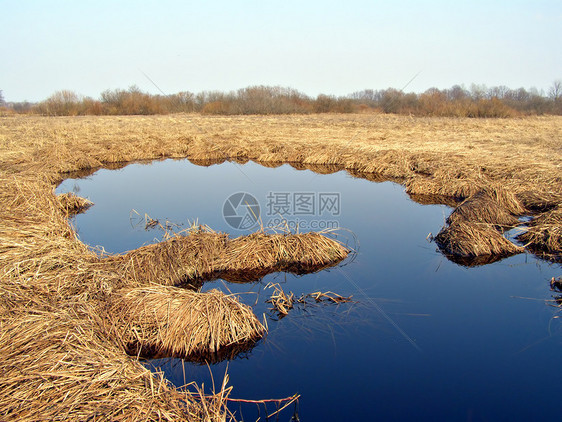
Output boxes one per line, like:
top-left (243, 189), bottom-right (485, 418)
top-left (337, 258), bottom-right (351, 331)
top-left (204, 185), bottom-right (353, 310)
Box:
top-left (0, 113), bottom-right (561, 420)
top-left (2, 113), bottom-right (560, 195)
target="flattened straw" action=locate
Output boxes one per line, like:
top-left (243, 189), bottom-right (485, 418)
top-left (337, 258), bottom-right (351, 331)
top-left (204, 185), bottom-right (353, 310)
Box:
top-left (517, 205), bottom-right (562, 261)
top-left (57, 192), bottom-right (93, 216)
top-left (446, 191), bottom-right (520, 230)
top-left (435, 221), bottom-right (523, 258)
top-left (110, 285), bottom-right (265, 360)
top-left (105, 229), bottom-right (349, 287)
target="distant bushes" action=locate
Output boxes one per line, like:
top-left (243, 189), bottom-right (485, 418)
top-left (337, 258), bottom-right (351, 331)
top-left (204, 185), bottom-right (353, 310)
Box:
top-left (99, 87), bottom-right (166, 115)
top-left (4, 81), bottom-right (562, 117)
top-left (197, 87), bottom-right (356, 115)
top-left (33, 90), bottom-right (84, 116)
top-left (349, 83), bottom-right (561, 117)
top-left (200, 86), bottom-right (312, 115)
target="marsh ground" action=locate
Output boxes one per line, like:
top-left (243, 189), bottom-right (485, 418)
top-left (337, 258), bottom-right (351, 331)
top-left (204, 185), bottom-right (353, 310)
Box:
top-left (1, 113), bottom-right (560, 420)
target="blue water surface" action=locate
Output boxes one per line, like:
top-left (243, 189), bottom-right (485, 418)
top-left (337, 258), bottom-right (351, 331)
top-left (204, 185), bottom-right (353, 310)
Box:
top-left (57, 159), bottom-right (562, 421)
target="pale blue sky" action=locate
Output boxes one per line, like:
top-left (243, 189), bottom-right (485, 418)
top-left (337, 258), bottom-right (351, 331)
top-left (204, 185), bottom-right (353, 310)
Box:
top-left (1, 0), bottom-right (561, 102)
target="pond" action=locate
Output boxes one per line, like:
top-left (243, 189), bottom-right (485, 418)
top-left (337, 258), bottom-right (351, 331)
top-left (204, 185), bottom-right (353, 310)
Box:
top-left (57, 159), bottom-right (562, 421)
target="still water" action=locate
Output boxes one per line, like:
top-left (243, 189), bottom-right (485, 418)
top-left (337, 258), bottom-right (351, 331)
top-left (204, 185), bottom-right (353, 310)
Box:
top-left (57, 159), bottom-right (561, 421)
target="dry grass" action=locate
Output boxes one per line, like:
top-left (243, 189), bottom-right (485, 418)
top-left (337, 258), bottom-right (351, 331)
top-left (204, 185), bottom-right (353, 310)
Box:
top-left (435, 220), bottom-right (524, 257)
top-left (104, 228), bottom-right (349, 288)
top-left (0, 282), bottom-right (230, 421)
top-left (516, 190), bottom-right (562, 213)
top-left (57, 191), bottom-right (93, 215)
top-left (0, 177), bottom-right (237, 419)
top-left (405, 176), bottom-right (483, 200)
top-left (0, 113), bottom-right (561, 418)
top-left (435, 186), bottom-right (527, 261)
top-left (0, 310), bottom-right (200, 421)
top-left (517, 205), bottom-right (562, 262)
top-left (266, 283), bottom-right (296, 318)
top-left (110, 286), bottom-right (266, 361)
top-left (221, 231), bottom-right (350, 280)
top-left (265, 283), bottom-right (354, 318)
top-left (446, 188), bottom-right (522, 230)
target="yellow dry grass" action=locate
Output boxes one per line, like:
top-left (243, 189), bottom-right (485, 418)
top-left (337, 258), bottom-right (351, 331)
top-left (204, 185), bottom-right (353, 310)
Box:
top-left (57, 191), bottom-right (93, 215)
top-left (0, 302), bottom-right (209, 421)
top-left (446, 187), bottom-right (522, 229)
top-left (435, 186), bottom-right (528, 261)
top-left (110, 285), bottom-right (266, 361)
top-left (517, 205), bottom-right (562, 262)
top-left (103, 228), bottom-right (349, 288)
top-left (0, 113), bottom-right (561, 419)
top-left (265, 282), bottom-right (354, 319)
top-left (435, 221), bottom-right (524, 259)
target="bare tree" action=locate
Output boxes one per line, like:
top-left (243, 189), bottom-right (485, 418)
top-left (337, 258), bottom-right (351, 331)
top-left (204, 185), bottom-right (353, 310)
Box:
top-left (549, 80), bottom-right (562, 101)
top-left (470, 83), bottom-right (487, 100)
top-left (0, 90), bottom-right (5, 106)
top-left (446, 85), bottom-right (468, 101)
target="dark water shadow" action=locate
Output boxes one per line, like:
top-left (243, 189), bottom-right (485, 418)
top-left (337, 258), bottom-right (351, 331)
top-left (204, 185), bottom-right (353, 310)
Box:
top-left (133, 339), bottom-right (261, 364)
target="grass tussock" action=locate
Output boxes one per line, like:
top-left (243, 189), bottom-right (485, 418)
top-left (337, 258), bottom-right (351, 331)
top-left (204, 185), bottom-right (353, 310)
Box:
top-left (435, 221), bottom-right (524, 259)
top-left (474, 185), bottom-right (526, 215)
top-left (222, 231), bottom-right (350, 279)
top-left (105, 228), bottom-right (349, 288)
top-left (405, 176), bottom-right (485, 201)
top-left (435, 187), bottom-right (526, 261)
top-left (57, 191), bottom-right (93, 215)
top-left (111, 285), bottom-right (265, 361)
top-left (446, 188), bottom-right (522, 230)
top-left (517, 205), bottom-right (562, 262)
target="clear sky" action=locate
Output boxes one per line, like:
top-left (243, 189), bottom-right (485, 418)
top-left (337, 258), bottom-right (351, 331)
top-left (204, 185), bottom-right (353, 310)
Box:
top-left (1, 0), bottom-right (561, 102)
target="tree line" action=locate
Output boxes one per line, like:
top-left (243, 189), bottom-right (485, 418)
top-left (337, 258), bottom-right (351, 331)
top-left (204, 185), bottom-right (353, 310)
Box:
top-left (1, 82), bottom-right (561, 117)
